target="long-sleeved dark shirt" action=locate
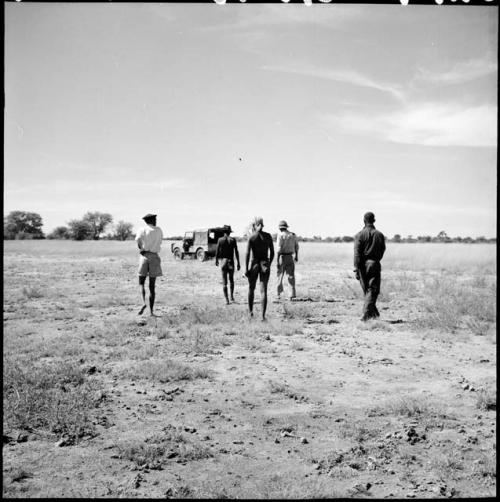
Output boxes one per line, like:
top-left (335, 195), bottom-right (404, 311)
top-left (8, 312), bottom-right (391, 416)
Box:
top-left (246, 231), bottom-right (274, 264)
top-left (216, 235), bottom-right (239, 262)
top-left (354, 224), bottom-right (386, 269)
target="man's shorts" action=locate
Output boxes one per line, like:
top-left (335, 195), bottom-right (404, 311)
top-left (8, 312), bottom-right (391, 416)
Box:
top-left (247, 260), bottom-right (270, 283)
top-left (138, 252), bottom-right (163, 277)
top-left (278, 254), bottom-right (295, 277)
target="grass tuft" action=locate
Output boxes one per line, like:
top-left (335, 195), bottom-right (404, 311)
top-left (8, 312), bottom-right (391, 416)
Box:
top-left (120, 359), bottom-right (211, 383)
top-left (3, 357), bottom-right (99, 439)
top-left (22, 286), bottom-right (44, 299)
top-left (475, 389), bottom-right (496, 411)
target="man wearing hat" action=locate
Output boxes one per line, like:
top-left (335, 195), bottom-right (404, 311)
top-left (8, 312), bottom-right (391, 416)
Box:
top-left (135, 213), bottom-right (164, 316)
top-left (245, 216), bottom-right (274, 320)
top-left (215, 225), bottom-right (240, 305)
top-left (353, 211), bottom-right (386, 321)
top-left (276, 220), bottom-right (299, 300)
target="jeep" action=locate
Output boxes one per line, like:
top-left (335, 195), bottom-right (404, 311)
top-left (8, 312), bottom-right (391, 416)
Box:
top-left (171, 227), bottom-right (228, 262)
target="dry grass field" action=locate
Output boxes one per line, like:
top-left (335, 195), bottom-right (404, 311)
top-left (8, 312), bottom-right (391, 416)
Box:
top-left (3, 240), bottom-right (496, 498)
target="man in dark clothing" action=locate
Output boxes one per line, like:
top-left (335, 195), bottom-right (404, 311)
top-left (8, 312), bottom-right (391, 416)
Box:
top-left (245, 217), bottom-right (274, 320)
top-left (353, 212), bottom-right (386, 321)
top-left (215, 225), bottom-right (240, 305)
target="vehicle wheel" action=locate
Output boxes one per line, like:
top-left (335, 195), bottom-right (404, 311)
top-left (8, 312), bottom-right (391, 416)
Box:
top-left (173, 248), bottom-right (184, 260)
top-left (196, 248), bottom-right (206, 262)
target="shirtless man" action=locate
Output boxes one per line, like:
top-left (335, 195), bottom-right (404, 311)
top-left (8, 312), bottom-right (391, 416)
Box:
top-left (215, 225), bottom-right (240, 305)
top-left (245, 217), bottom-right (274, 320)
top-left (135, 213), bottom-right (163, 316)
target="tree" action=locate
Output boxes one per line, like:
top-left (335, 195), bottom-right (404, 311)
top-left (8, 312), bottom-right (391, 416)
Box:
top-left (392, 234), bottom-right (402, 243)
top-left (68, 219), bottom-right (93, 241)
top-left (47, 226), bottom-right (71, 240)
top-left (341, 236), bottom-right (354, 242)
top-left (113, 221), bottom-right (134, 241)
top-left (436, 230), bottom-right (449, 242)
top-left (82, 212), bottom-right (113, 240)
top-left (4, 211), bottom-right (45, 239)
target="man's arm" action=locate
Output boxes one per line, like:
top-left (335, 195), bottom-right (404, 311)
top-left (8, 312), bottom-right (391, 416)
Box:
top-left (245, 239), bottom-right (251, 275)
top-left (233, 239), bottom-right (240, 270)
top-left (353, 231), bottom-right (362, 278)
top-left (268, 235), bottom-right (275, 264)
top-left (136, 230), bottom-right (145, 255)
top-left (215, 238), bottom-right (221, 266)
top-left (294, 235), bottom-right (299, 262)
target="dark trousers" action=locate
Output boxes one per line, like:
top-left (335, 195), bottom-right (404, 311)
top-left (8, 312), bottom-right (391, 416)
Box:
top-left (358, 260), bottom-right (381, 319)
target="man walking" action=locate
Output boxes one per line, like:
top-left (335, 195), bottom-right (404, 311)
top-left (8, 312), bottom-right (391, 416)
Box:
top-left (245, 217), bottom-right (274, 320)
top-left (135, 213), bottom-right (164, 316)
top-left (215, 225), bottom-right (240, 305)
top-left (353, 212), bottom-right (386, 321)
top-left (276, 220), bottom-right (299, 300)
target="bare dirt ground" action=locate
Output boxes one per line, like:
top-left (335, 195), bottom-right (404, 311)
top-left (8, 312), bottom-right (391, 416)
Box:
top-left (3, 241), bottom-right (496, 498)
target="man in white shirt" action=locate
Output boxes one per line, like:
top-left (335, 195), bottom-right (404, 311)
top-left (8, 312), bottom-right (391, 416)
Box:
top-left (276, 220), bottom-right (299, 300)
top-left (135, 213), bottom-right (164, 315)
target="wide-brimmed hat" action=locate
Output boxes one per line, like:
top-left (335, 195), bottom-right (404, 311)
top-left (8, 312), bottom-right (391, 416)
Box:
top-left (278, 220), bottom-right (288, 229)
top-left (143, 213), bottom-right (157, 221)
top-left (223, 225), bottom-right (232, 233)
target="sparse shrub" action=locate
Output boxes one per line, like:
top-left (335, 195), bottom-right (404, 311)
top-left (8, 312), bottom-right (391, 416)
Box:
top-left (429, 451), bottom-right (465, 479)
top-left (47, 226), bottom-right (71, 240)
top-left (3, 358), bottom-right (99, 439)
top-left (290, 340), bottom-right (305, 351)
top-left (116, 428), bottom-right (212, 468)
top-left (120, 359), bottom-right (211, 383)
top-left (472, 452), bottom-right (496, 479)
top-left (269, 381), bottom-right (289, 394)
top-left (475, 389), bottom-right (496, 411)
top-left (22, 286), bottom-right (44, 299)
top-left (338, 422), bottom-right (379, 443)
top-left (417, 277), bottom-right (496, 333)
top-left (373, 394), bottom-right (434, 417)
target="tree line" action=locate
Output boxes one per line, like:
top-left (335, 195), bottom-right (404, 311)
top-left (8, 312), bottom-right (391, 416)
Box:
top-left (4, 211), bottom-right (134, 241)
top-left (3, 210), bottom-right (496, 244)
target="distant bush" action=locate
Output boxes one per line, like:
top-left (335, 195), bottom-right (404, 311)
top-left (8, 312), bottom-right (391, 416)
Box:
top-left (68, 219), bottom-right (93, 240)
top-left (112, 221), bottom-right (134, 241)
top-left (47, 226), bottom-right (71, 240)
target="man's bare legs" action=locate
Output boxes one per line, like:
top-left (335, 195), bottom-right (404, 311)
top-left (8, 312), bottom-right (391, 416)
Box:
top-left (248, 276), bottom-right (256, 317)
top-left (138, 276), bottom-right (147, 315)
top-left (222, 270), bottom-right (230, 304)
top-left (138, 276), bottom-right (157, 315)
top-left (229, 271), bottom-right (235, 302)
top-left (260, 277), bottom-right (269, 321)
top-left (148, 277), bottom-right (157, 315)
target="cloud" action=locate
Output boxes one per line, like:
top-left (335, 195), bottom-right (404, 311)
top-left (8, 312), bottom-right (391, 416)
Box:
top-left (414, 55), bottom-right (498, 86)
top-left (325, 103), bottom-right (497, 147)
top-left (198, 4), bottom-right (363, 32)
top-left (262, 64), bottom-right (405, 101)
top-left (5, 178), bottom-right (189, 196)
top-left (372, 198), bottom-right (494, 217)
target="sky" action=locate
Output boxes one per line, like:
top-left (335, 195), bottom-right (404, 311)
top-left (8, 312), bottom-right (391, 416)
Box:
top-left (4, 2), bottom-right (498, 238)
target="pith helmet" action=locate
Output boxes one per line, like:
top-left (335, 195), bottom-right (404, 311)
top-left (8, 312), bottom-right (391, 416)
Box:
top-left (278, 220), bottom-right (288, 229)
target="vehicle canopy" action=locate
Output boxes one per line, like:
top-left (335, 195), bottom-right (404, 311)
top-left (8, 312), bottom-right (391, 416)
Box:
top-left (190, 227), bottom-right (227, 246)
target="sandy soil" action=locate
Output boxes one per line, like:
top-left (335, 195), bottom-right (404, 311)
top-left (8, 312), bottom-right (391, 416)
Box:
top-left (3, 241), bottom-right (496, 498)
